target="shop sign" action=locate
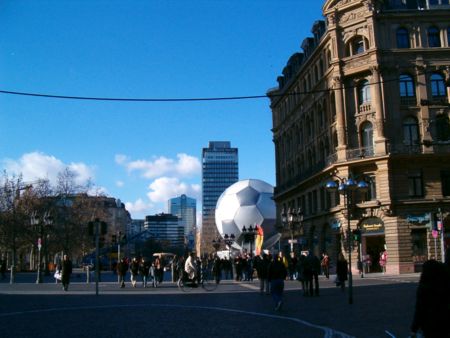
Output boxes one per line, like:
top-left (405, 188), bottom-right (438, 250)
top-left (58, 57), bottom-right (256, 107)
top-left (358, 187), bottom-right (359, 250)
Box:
top-left (361, 217), bottom-right (384, 233)
top-left (407, 213), bottom-right (431, 228)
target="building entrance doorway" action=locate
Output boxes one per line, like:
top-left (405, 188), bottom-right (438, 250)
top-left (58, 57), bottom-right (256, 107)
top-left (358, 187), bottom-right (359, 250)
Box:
top-left (364, 235), bottom-right (385, 273)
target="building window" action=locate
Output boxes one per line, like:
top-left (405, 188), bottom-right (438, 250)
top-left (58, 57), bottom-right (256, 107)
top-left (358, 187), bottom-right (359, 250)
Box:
top-left (427, 26), bottom-right (441, 48)
top-left (403, 117), bottom-right (420, 146)
top-left (441, 170), bottom-right (450, 197)
top-left (346, 36), bottom-right (367, 56)
top-left (436, 114), bottom-right (450, 141)
top-left (408, 170), bottom-right (423, 197)
top-left (399, 74), bottom-right (415, 102)
top-left (358, 79), bottom-right (371, 105)
top-left (447, 27), bottom-right (450, 45)
top-left (361, 121), bottom-right (374, 149)
top-left (396, 27), bottom-right (410, 48)
top-left (430, 73), bottom-right (447, 98)
top-left (367, 176), bottom-right (377, 201)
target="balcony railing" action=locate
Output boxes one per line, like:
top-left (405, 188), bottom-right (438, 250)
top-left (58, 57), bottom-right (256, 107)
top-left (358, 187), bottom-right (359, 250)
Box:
top-left (358, 103), bottom-right (372, 113)
top-left (388, 143), bottom-right (423, 155)
top-left (346, 146), bottom-right (375, 160)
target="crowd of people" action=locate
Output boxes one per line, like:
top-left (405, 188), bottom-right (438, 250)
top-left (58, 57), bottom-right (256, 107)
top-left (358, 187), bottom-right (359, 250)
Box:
top-left (116, 255), bottom-right (165, 288)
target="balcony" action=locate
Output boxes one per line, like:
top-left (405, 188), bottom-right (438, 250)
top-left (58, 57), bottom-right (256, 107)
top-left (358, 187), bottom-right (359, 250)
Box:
top-left (388, 143), bottom-right (423, 155)
top-left (358, 103), bottom-right (372, 113)
top-left (346, 146), bottom-right (375, 160)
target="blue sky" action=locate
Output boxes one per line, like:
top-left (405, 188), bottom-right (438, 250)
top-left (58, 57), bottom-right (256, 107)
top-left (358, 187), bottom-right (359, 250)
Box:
top-left (0, 0), bottom-right (323, 220)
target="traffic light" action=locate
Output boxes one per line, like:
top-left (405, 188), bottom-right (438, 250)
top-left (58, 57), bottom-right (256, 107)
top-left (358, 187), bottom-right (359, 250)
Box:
top-left (352, 229), bottom-right (361, 242)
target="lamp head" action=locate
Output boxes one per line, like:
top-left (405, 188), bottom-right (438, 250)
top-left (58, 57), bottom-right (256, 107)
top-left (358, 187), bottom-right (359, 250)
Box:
top-left (325, 180), bottom-right (338, 192)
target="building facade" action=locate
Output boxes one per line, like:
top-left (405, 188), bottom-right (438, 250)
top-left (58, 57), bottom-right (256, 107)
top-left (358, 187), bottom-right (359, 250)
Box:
top-left (144, 213), bottom-right (184, 248)
top-left (200, 141), bottom-right (239, 255)
top-left (168, 194), bottom-right (196, 249)
top-left (269, 0), bottom-right (450, 274)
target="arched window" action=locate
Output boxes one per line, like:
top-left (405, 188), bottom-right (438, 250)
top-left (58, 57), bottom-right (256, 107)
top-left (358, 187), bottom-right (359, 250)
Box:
top-left (436, 114), bottom-right (450, 141)
top-left (358, 79), bottom-right (371, 105)
top-left (430, 73), bottom-right (446, 98)
top-left (346, 36), bottom-right (367, 56)
top-left (428, 26), bottom-right (441, 48)
top-left (361, 121), bottom-right (373, 150)
top-left (403, 117), bottom-right (420, 146)
top-left (396, 27), bottom-right (410, 48)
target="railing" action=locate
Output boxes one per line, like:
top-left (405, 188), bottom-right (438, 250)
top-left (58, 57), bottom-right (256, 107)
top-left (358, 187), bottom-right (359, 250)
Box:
top-left (358, 103), bottom-right (372, 113)
top-left (400, 96), bottom-right (417, 107)
top-left (388, 143), bottom-right (423, 155)
top-left (346, 146), bottom-right (375, 160)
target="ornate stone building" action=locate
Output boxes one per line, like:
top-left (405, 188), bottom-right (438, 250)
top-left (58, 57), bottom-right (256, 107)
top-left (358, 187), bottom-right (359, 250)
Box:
top-left (269, 0), bottom-right (450, 274)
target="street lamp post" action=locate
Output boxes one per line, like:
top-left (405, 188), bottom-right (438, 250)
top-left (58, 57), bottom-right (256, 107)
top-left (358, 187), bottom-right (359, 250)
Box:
top-left (31, 211), bottom-right (52, 284)
top-left (281, 207), bottom-right (303, 253)
top-left (223, 234), bottom-right (235, 259)
top-left (326, 175), bottom-right (368, 305)
top-left (241, 225), bottom-right (258, 255)
top-left (437, 208), bottom-right (446, 263)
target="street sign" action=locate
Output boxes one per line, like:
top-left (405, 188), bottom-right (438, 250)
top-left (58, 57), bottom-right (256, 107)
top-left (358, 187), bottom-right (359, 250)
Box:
top-left (37, 238), bottom-right (42, 251)
top-left (432, 229), bottom-right (438, 239)
top-left (288, 239), bottom-right (298, 244)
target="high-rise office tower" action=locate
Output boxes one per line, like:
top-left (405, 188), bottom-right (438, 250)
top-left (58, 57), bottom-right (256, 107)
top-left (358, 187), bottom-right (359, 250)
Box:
top-left (168, 194), bottom-right (196, 249)
top-left (201, 141), bottom-right (238, 254)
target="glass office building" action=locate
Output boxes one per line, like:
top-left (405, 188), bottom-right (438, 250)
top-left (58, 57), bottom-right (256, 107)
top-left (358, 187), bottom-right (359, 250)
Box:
top-left (202, 141), bottom-right (239, 223)
top-left (168, 194), bottom-right (196, 239)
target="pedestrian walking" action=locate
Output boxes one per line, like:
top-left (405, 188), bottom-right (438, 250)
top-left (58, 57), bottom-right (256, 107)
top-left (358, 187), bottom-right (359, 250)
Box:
top-left (410, 259), bottom-right (450, 338)
top-left (0, 257), bottom-right (6, 280)
top-left (139, 257), bottom-right (150, 288)
top-left (321, 252), bottom-right (330, 279)
top-left (60, 254), bottom-right (72, 291)
top-left (268, 253), bottom-right (287, 311)
top-left (212, 254), bottom-right (222, 284)
top-left (130, 257), bottom-right (139, 287)
top-left (379, 250), bottom-right (387, 273)
top-left (308, 251), bottom-right (321, 296)
top-left (117, 257), bottom-right (128, 288)
top-left (301, 252), bottom-right (313, 296)
top-left (289, 252), bottom-right (298, 280)
top-left (255, 252), bottom-right (270, 295)
top-left (336, 253), bottom-right (348, 292)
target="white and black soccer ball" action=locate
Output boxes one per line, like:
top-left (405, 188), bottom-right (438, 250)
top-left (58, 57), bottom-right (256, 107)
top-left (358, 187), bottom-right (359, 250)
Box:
top-left (215, 179), bottom-right (279, 248)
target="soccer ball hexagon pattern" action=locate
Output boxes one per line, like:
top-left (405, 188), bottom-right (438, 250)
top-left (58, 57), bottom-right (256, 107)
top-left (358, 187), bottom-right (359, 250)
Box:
top-left (215, 179), bottom-right (278, 247)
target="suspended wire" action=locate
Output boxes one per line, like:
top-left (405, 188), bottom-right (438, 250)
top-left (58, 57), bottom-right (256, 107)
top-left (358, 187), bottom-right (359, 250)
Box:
top-left (0, 70), bottom-right (444, 103)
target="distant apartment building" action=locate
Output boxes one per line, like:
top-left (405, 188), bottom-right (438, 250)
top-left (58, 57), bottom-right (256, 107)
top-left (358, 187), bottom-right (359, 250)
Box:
top-left (144, 213), bottom-right (184, 248)
top-left (200, 141), bottom-right (239, 254)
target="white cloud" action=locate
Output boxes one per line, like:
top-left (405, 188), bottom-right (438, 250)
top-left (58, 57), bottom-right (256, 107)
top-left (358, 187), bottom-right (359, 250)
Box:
top-left (147, 177), bottom-right (201, 203)
top-left (2, 152), bottom-right (95, 186)
top-left (125, 198), bottom-right (155, 214)
top-left (116, 153), bottom-right (200, 179)
top-left (116, 180), bottom-right (124, 188)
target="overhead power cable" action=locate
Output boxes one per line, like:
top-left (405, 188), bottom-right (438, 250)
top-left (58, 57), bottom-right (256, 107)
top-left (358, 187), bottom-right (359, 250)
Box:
top-left (0, 71), bottom-right (444, 103)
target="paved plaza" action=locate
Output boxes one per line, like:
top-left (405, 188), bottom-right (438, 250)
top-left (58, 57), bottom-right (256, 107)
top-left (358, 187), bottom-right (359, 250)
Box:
top-left (0, 271), bottom-right (420, 338)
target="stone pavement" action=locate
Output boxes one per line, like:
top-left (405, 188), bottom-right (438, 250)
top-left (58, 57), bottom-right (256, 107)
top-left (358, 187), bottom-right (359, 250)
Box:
top-left (0, 272), bottom-right (420, 338)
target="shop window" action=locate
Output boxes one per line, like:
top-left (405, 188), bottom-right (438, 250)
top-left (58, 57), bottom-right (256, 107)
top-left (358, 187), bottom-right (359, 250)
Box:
top-left (408, 170), bottom-right (424, 197)
top-left (399, 74), bottom-right (416, 105)
top-left (427, 26), bottom-right (441, 48)
top-left (358, 79), bottom-right (371, 105)
top-left (411, 229), bottom-right (428, 271)
top-left (403, 117), bottom-right (420, 146)
top-left (396, 27), bottom-right (410, 48)
top-left (441, 170), bottom-right (450, 197)
top-left (436, 114), bottom-right (450, 141)
top-left (430, 73), bottom-right (447, 98)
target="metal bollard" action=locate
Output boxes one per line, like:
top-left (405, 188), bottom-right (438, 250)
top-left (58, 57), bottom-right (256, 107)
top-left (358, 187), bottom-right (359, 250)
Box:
top-left (86, 266), bottom-right (90, 284)
top-left (9, 265), bottom-right (15, 284)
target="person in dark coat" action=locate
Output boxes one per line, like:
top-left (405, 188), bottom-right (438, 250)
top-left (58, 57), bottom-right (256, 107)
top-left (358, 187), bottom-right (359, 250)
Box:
top-left (255, 252), bottom-right (270, 295)
top-left (268, 253), bottom-right (287, 311)
top-left (307, 251), bottom-right (321, 296)
top-left (117, 258), bottom-right (129, 288)
top-left (60, 254), bottom-right (73, 291)
top-left (130, 257), bottom-right (140, 287)
top-left (410, 259), bottom-right (450, 338)
top-left (139, 257), bottom-right (150, 288)
top-left (336, 253), bottom-right (348, 292)
top-left (301, 253), bottom-right (313, 296)
top-left (212, 255), bottom-right (222, 284)
top-left (0, 257), bottom-right (6, 280)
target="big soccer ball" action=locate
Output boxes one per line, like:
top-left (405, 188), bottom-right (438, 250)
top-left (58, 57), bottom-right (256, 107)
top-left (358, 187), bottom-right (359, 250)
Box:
top-left (215, 179), bottom-right (279, 249)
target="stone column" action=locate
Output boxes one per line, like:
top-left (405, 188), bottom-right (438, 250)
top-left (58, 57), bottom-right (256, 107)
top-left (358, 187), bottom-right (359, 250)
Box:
top-left (333, 75), bottom-right (347, 161)
top-left (370, 66), bottom-right (387, 154)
